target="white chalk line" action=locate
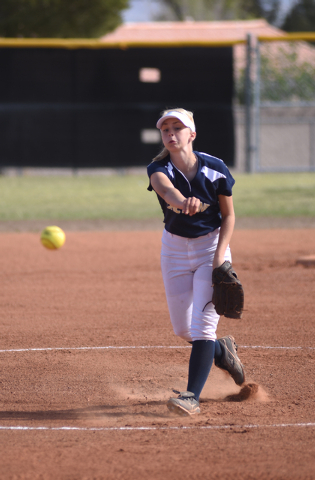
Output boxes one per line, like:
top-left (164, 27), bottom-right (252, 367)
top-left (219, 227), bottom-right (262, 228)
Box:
top-left (0, 422), bottom-right (315, 432)
top-left (0, 345), bottom-right (187, 353)
top-left (0, 345), bottom-right (314, 354)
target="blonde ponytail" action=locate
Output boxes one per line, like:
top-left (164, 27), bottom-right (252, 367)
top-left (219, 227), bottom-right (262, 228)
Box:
top-left (152, 147), bottom-right (169, 163)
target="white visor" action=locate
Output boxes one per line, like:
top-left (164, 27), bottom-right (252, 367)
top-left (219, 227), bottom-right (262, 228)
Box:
top-left (156, 111), bottom-right (196, 132)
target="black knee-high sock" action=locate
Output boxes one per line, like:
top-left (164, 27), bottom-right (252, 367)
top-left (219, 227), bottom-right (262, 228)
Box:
top-left (187, 340), bottom-right (215, 401)
top-left (214, 339), bottom-right (223, 361)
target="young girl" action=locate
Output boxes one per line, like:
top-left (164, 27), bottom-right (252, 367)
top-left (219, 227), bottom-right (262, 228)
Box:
top-left (147, 108), bottom-right (245, 416)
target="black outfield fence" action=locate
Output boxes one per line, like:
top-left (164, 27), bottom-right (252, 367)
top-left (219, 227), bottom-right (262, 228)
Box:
top-left (0, 45), bottom-right (234, 169)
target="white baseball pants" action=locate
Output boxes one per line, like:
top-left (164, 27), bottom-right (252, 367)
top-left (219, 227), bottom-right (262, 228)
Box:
top-left (160, 228), bottom-right (231, 342)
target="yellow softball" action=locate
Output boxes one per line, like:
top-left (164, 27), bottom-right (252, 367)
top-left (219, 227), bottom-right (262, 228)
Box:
top-left (40, 226), bottom-right (66, 250)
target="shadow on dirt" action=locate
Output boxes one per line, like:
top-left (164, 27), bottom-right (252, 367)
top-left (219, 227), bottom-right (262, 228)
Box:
top-left (0, 400), bottom-right (170, 421)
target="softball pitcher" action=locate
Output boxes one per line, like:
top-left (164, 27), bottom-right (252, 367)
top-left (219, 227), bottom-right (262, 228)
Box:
top-left (147, 108), bottom-right (245, 416)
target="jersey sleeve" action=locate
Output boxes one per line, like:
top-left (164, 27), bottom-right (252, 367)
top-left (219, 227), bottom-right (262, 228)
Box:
top-left (147, 159), bottom-right (169, 192)
top-left (216, 166), bottom-right (235, 196)
top-left (198, 153), bottom-right (235, 197)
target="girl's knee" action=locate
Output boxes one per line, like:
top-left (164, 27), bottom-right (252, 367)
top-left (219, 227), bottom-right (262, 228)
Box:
top-left (173, 327), bottom-right (192, 342)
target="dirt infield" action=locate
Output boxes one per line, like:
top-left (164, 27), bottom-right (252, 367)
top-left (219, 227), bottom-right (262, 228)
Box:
top-left (1, 223), bottom-right (315, 479)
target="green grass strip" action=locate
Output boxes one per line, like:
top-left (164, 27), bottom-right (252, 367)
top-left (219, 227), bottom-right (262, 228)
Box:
top-left (0, 172), bottom-right (314, 221)
top-left (233, 172), bottom-right (315, 217)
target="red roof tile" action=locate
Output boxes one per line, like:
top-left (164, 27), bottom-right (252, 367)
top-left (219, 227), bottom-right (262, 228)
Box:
top-left (100, 19), bottom-right (285, 44)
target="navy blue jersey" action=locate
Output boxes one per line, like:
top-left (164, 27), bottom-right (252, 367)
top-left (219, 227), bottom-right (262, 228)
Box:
top-left (147, 151), bottom-right (235, 238)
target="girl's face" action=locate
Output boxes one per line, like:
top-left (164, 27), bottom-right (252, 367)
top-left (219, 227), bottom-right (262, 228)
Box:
top-left (160, 118), bottom-right (196, 152)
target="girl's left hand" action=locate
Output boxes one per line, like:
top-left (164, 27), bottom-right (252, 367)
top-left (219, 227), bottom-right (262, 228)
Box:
top-left (212, 256), bottom-right (225, 270)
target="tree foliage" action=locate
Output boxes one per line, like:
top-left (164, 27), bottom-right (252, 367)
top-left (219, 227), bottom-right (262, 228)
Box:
top-left (0, 0), bottom-right (129, 38)
top-left (236, 44), bottom-right (315, 103)
top-left (260, 47), bottom-right (315, 102)
top-left (281, 0), bottom-right (315, 32)
top-left (158, 0), bottom-right (280, 24)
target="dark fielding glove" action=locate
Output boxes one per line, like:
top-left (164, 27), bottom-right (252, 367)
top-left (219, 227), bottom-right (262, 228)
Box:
top-left (212, 261), bottom-right (244, 319)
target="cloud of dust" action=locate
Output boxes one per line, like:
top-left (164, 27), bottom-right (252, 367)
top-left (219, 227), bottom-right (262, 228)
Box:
top-left (105, 369), bottom-right (270, 408)
top-left (201, 369), bottom-right (270, 403)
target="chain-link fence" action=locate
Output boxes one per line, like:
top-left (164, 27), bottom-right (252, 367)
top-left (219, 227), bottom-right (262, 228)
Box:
top-left (234, 34), bottom-right (315, 173)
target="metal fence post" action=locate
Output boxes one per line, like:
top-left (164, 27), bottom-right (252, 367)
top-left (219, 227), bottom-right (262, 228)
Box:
top-left (311, 120), bottom-right (315, 171)
top-left (245, 33), bottom-right (252, 173)
top-left (253, 40), bottom-right (261, 173)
